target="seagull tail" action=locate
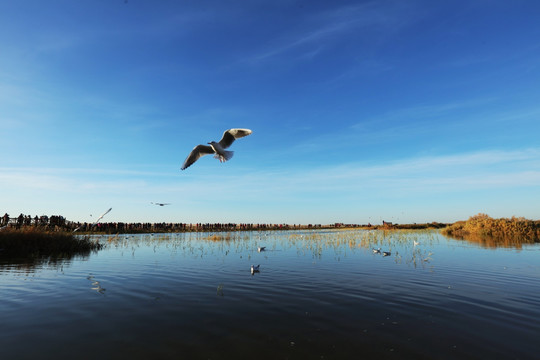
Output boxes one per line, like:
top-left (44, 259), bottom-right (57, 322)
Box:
top-left (215, 150), bottom-right (234, 163)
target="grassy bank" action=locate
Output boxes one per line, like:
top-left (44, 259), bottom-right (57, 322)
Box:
top-left (0, 228), bottom-right (103, 256)
top-left (441, 214), bottom-right (540, 242)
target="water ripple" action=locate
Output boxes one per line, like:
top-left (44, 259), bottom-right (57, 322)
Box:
top-left (1, 230), bottom-right (539, 359)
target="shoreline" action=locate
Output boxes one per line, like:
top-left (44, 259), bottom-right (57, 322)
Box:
top-left (1, 222), bottom-right (449, 235)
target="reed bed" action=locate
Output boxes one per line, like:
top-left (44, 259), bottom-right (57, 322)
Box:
top-left (441, 214), bottom-right (540, 243)
top-left (0, 227), bottom-right (103, 256)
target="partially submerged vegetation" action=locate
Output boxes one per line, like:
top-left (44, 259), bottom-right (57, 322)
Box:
top-left (2, 214), bottom-right (538, 258)
top-left (0, 227), bottom-right (103, 257)
top-left (381, 222), bottom-right (448, 230)
top-left (442, 214), bottom-right (540, 243)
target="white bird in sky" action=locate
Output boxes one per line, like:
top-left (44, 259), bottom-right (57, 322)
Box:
top-left (181, 128), bottom-right (252, 170)
top-left (151, 202), bottom-right (171, 206)
top-left (73, 207), bottom-right (112, 232)
top-left (92, 207), bottom-right (112, 226)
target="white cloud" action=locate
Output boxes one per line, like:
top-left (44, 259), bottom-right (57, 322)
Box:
top-left (2, 148), bottom-right (538, 222)
top-left (2, 148), bottom-right (538, 196)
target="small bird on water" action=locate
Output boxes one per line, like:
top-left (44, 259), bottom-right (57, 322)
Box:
top-left (258, 246), bottom-right (266, 252)
top-left (181, 128), bottom-right (253, 170)
top-left (251, 264), bottom-right (260, 274)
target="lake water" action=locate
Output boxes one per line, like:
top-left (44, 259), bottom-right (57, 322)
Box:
top-left (1, 229), bottom-right (539, 359)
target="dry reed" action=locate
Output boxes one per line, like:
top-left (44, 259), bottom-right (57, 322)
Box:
top-left (0, 227), bottom-right (103, 256)
top-left (441, 213), bottom-right (540, 243)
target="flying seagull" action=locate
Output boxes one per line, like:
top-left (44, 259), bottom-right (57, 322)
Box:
top-left (151, 202), bottom-right (171, 206)
top-left (73, 207), bottom-right (112, 232)
top-left (92, 207), bottom-right (112, 227)
top-left (181, 128), bottom-right (252, 170)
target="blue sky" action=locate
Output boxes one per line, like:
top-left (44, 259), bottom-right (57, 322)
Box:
top-left (1, 0), bottom-right (539, 225)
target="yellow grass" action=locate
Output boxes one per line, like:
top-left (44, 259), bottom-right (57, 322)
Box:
top-left (441, 213), bottom-right (540, 243)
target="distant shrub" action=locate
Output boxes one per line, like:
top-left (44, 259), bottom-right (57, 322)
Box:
top-left (442, 214), bottom-right (540, 243)
top-left (395, 222), bottom-right (448, 230)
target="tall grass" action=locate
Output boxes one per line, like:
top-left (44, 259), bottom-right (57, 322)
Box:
top-left (441, 214), bottom-right (540, 243)
top-left (0, 227), bottom-right (103, 256)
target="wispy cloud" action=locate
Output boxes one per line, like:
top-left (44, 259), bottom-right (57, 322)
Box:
top-left (4, 148), bottom-right (536, 196)
top-left (247, 1), bottom-right (419, 64)
top-left (2, 148), bottom-right (538, 222)
top-left (353, 98), bottom-right (497, 129)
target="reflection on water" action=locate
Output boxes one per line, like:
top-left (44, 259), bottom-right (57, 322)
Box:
top-left (1, 229), bottom-right (539, 359)
top-left (0, 253), bottom-right (91, 274)
top-left (443, 232), bottom-right (538, 249)
top-left (87, 274), bottom-right (106, 294)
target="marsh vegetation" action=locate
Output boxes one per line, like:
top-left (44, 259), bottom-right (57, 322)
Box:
top-left (442, 213), bottom-right (540, 245)
top-left (0, 227), bottom-right (103, 257)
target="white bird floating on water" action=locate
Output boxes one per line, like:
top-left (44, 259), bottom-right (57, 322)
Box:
top-left (258, 246), bottom-right (266, 252)
top-left (181, 128), bottom-right (253, 170)
top-left (372, 248), bottom-right (381, 254)
top-left (251, 264), bottom-right (260, 273)
top-left (382, 251), bottom-right (391, 257)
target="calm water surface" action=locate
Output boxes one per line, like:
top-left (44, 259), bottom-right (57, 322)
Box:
top-left (1, 230), bottom-right (539, 359)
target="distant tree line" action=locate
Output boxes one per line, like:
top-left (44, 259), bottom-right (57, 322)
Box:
top-left (2, 212), bottom-right (451, 234)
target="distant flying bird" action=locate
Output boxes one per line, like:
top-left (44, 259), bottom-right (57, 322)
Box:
top-left (73, 207), bottom-right (112, 232)
top-left (151, 202), bottom-right (170, 206)
top-left (181, 128), bottom-right (252, 170)
top-left (92, 207), bottom-right (112, 226)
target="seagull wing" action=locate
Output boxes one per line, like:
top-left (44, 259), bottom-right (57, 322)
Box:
top-left (92, 207), bottom-right (112, 226)
top-left (218, 128), bottom-right (252, 149)
top-left (181, 144), bottom-right (214, 170)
